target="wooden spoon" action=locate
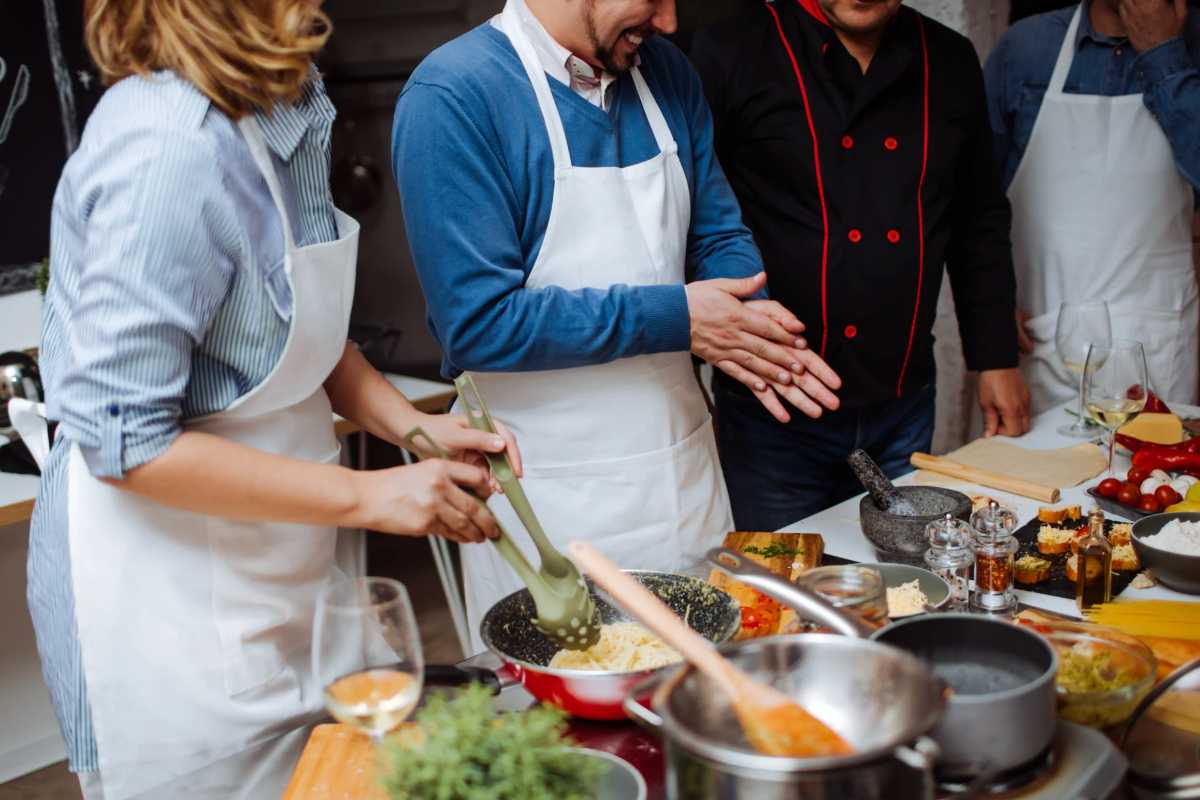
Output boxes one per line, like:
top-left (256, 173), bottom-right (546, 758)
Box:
top-left (568, 541), bottom-right (854, 758)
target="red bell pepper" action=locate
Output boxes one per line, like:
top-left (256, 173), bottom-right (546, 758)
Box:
top-left (1118, 433), bottom-right (1200, 454)
top-left (1131, 447), bottom-right (1200, 475)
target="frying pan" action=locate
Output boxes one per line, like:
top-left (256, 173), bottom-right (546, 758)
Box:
top-left (431, 571), bottom-right (741, 720)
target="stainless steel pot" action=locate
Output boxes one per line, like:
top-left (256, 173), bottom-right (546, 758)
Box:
top-left (0, 351), bottom-right (42, 429)
top-left (624, 635), bottom-right (944, 800)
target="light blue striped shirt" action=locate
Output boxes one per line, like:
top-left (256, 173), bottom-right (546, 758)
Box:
top-left (29, 69), bottom-right (338, 772)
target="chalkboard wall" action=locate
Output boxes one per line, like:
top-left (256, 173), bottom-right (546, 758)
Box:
top-left (0, 0), bottom-right (102, 296)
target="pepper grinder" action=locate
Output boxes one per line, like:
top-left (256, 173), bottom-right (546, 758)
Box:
top-left (924, 513), bottom-right (974, 610)
top-left (968, 500), bottom-right (1019, 615)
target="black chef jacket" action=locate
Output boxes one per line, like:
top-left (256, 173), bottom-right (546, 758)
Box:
top-left (691, 1), bottom-right (1018, 408)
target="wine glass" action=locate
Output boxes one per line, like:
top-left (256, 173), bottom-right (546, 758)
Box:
top-left (1055, 302), bottom-right (1112, 438)
top-left (1082, 340), bottom-right (1149, 476)
top-left (313, 577), bottom-right (423, 743)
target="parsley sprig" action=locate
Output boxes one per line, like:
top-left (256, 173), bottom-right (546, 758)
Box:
top-left (381, 684), bottom-right (606, 800)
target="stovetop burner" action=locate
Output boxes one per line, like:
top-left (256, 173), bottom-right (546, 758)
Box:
top-left (937, 745), bottom-right (1058, 797)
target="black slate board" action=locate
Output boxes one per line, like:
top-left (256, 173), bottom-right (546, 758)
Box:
top-left (1012, 517), bottom-right (1139, 600)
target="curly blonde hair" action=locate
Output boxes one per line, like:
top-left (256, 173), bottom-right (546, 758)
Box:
top-left (84, 0), bottom-right (331, 119)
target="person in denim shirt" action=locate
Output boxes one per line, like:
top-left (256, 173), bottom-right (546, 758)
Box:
top-left (986, 0), bottom-right (1200, 412)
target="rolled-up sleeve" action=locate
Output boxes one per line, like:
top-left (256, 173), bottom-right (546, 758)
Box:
top-left (55, 125), bottom-right (237, 478)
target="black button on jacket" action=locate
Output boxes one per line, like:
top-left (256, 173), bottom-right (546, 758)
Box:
top-left (692, 1), bottom-right (1018, 408)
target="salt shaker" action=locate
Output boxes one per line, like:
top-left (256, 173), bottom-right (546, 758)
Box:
top-left (969, 500), bottom-right (1019, 615)
top-left (924, 513), bottom-right (974, 609)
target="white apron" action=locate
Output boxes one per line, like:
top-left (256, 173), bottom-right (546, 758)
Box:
top-left (57, 117), bottom-right (360, 799)
top-left (1011, 3), bottom-right (1199, 415)
top-left (461, 0), bottom-right (733, 654)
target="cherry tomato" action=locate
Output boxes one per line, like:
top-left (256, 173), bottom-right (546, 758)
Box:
top-left (1117, 484), bottom-right (1141, 506)
top-left (1097, 478), bottom-right (1123, 498)
top-left (1138, 495), bottom-right (1162, 514)
top-left (1155, 485), bottom-right (1182, 507)
top-left (1127, 466), bottom-right (1150, 484)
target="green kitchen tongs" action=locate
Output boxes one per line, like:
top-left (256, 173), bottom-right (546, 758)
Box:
top-left (454, 373), bottom-right (599, 651)
top-left (403, 379), bottom-right (597, 651)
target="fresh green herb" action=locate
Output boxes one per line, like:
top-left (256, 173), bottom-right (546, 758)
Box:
top-left (35, 257), bottom-right (50, 295)
top-left (743, 543), bottom-right (804, 560)
top-left (380, 684), bottom-right (606, 800)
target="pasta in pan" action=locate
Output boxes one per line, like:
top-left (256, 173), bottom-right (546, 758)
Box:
top-left (549, 621), bottom-right (682, 672)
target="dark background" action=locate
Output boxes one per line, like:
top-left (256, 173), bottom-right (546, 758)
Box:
top-left (0, 0), bottom-right (102, 295)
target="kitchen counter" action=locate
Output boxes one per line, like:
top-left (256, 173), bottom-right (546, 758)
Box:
top-left (783, 401), bottom-right (1200, 617)
top-left (0, 373), bottom-right (455, 528)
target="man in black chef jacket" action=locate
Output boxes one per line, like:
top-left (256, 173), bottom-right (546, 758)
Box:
top-left (692, 0), bottom-right (1031, 529)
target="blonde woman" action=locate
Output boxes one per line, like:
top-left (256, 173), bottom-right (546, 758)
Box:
top-left (22, 2), bottom-right (520, 797)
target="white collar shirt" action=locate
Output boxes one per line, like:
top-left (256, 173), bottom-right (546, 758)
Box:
top-left (500, 1), bottom-right (621, 111)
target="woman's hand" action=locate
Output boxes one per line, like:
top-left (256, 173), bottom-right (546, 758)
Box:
top-left (352, 460), bottom-right (500, 544)
top-left (403, 412), bottom-right (523, 483)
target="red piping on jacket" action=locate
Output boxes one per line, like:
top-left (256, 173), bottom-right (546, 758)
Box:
top-left (795, 0), bottom-right (830, 26)
top-left (895, 17), bottom-right (930, 398)
top-left (766, 1), bottom-right (832, 358)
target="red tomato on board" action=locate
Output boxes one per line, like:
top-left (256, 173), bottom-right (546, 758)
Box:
top-left (1117, 484), bottom-right (1141, 506)
top-left (1155, 485), bottom-right (1182, 507)
top-left (1138, 495), bottom-right (1162, 514)
top-left (1097, 478), bottom-right (1122, 498)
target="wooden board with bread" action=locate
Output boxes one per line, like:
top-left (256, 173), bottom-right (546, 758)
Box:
top-left (706, 532), bottom-right (823, 639)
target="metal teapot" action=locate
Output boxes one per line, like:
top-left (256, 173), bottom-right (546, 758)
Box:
top-left (0, 351), bottom-right (42, 430)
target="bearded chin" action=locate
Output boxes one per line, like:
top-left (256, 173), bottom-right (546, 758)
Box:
top-left (584, 2), bottom-right (633, 74)
top-left (592, 44), bottom-right (630, 75)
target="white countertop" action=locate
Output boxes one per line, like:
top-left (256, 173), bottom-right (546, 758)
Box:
top-left (1, 373), bottom-right (455, 527)
top-left (783, 401), bottom-right (1200, 617)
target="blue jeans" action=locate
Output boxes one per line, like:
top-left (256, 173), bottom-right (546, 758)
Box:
top-left (714, 375), bottom-right (937, 531)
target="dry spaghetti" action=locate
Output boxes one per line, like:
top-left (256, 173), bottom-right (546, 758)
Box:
top-left (548, 621), bottom-right (682, 672)
top-left (1084, 601), bottom-right (1200, 641)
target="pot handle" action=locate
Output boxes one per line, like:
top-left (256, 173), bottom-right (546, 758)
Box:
top-left (892, 736), bottom-right (939, 771)
top-left (423, 664), bottom-right (503, 695)
top-left (622, 672), bottom-right (667, 733)
top-left (705, 548), bottom-right (876, 639)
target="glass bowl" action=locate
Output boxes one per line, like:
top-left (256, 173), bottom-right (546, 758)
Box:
top-left (1034, 620), bottom-right (1157, 730)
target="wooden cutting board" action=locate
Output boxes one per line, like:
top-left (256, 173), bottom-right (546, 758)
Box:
top-left (707, 532), bottom-right (823, 639)
top-left (283, 724), bottom-right (392, 800)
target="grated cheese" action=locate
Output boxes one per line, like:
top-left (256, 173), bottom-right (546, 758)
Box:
top-left (886, 579), bottom-right (928, 618)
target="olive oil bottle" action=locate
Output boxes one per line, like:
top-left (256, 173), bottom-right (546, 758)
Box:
top-left (1075, 508), bottom-right (1113, 611)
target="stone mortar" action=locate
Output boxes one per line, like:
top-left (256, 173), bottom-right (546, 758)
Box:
top-left (860, 486), bottom-right (972, 565)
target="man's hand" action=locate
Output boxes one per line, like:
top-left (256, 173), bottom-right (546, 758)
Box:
top-left (1120, 0), bottom-right (1187, 53)
top-left (978, 368), bottom-right (1032, 438)
top-left (1016, 309), bottom-right (1035, 355)
top-left (687, 273), bottom-right (842, 422)
top-left (687, 272), bottom-right (809, 388)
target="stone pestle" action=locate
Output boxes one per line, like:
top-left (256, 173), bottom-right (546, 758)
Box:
top-left (847, 449), bottom-right (919, 516)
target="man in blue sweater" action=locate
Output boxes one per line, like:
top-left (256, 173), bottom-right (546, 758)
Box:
top-left (393, 0), bottom-right (842, 648)
top-left (987, 0), bottom-right (1200, 412)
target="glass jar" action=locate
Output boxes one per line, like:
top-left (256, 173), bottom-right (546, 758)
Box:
top-left (969, 500), bottom-right (1019, 615)
top-left (924, 513), bottom-right (974, 610)
top-left (793, 565), bottom-right (889, 631)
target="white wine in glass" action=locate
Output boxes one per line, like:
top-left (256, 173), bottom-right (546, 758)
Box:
top-left (313, 577), bottom-right (423, 742)
top-left (1082, 340), bottom-right (1149, 476)
top-left (1054, 302), bottom-right (1111, 438)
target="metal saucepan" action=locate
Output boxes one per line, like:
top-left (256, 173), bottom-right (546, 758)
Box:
top-left (624, 635), bottom-right (946, 799)
top-left (705, 549), bottom-right (1059, 780)
top-left (435, 571), bottom-right (740, 720)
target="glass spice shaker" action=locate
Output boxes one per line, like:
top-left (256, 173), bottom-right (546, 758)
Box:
top-left (969, 500), bottom-right (1020, 615)
top-left (924, 513), bottom-right (974, 610)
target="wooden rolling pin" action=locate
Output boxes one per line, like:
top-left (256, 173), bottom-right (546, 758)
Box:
top-left (910, 452), bottom-right (1061, 503)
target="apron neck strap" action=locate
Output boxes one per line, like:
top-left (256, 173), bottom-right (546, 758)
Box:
top-left (631, 67), bottom-right (677, 154)
top-left (499, 0), bottom-right (573, 172)
top-left (1047, 4), bottom-right (1084, 97)
top-left (237, 115), bottom-right (296, 250)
